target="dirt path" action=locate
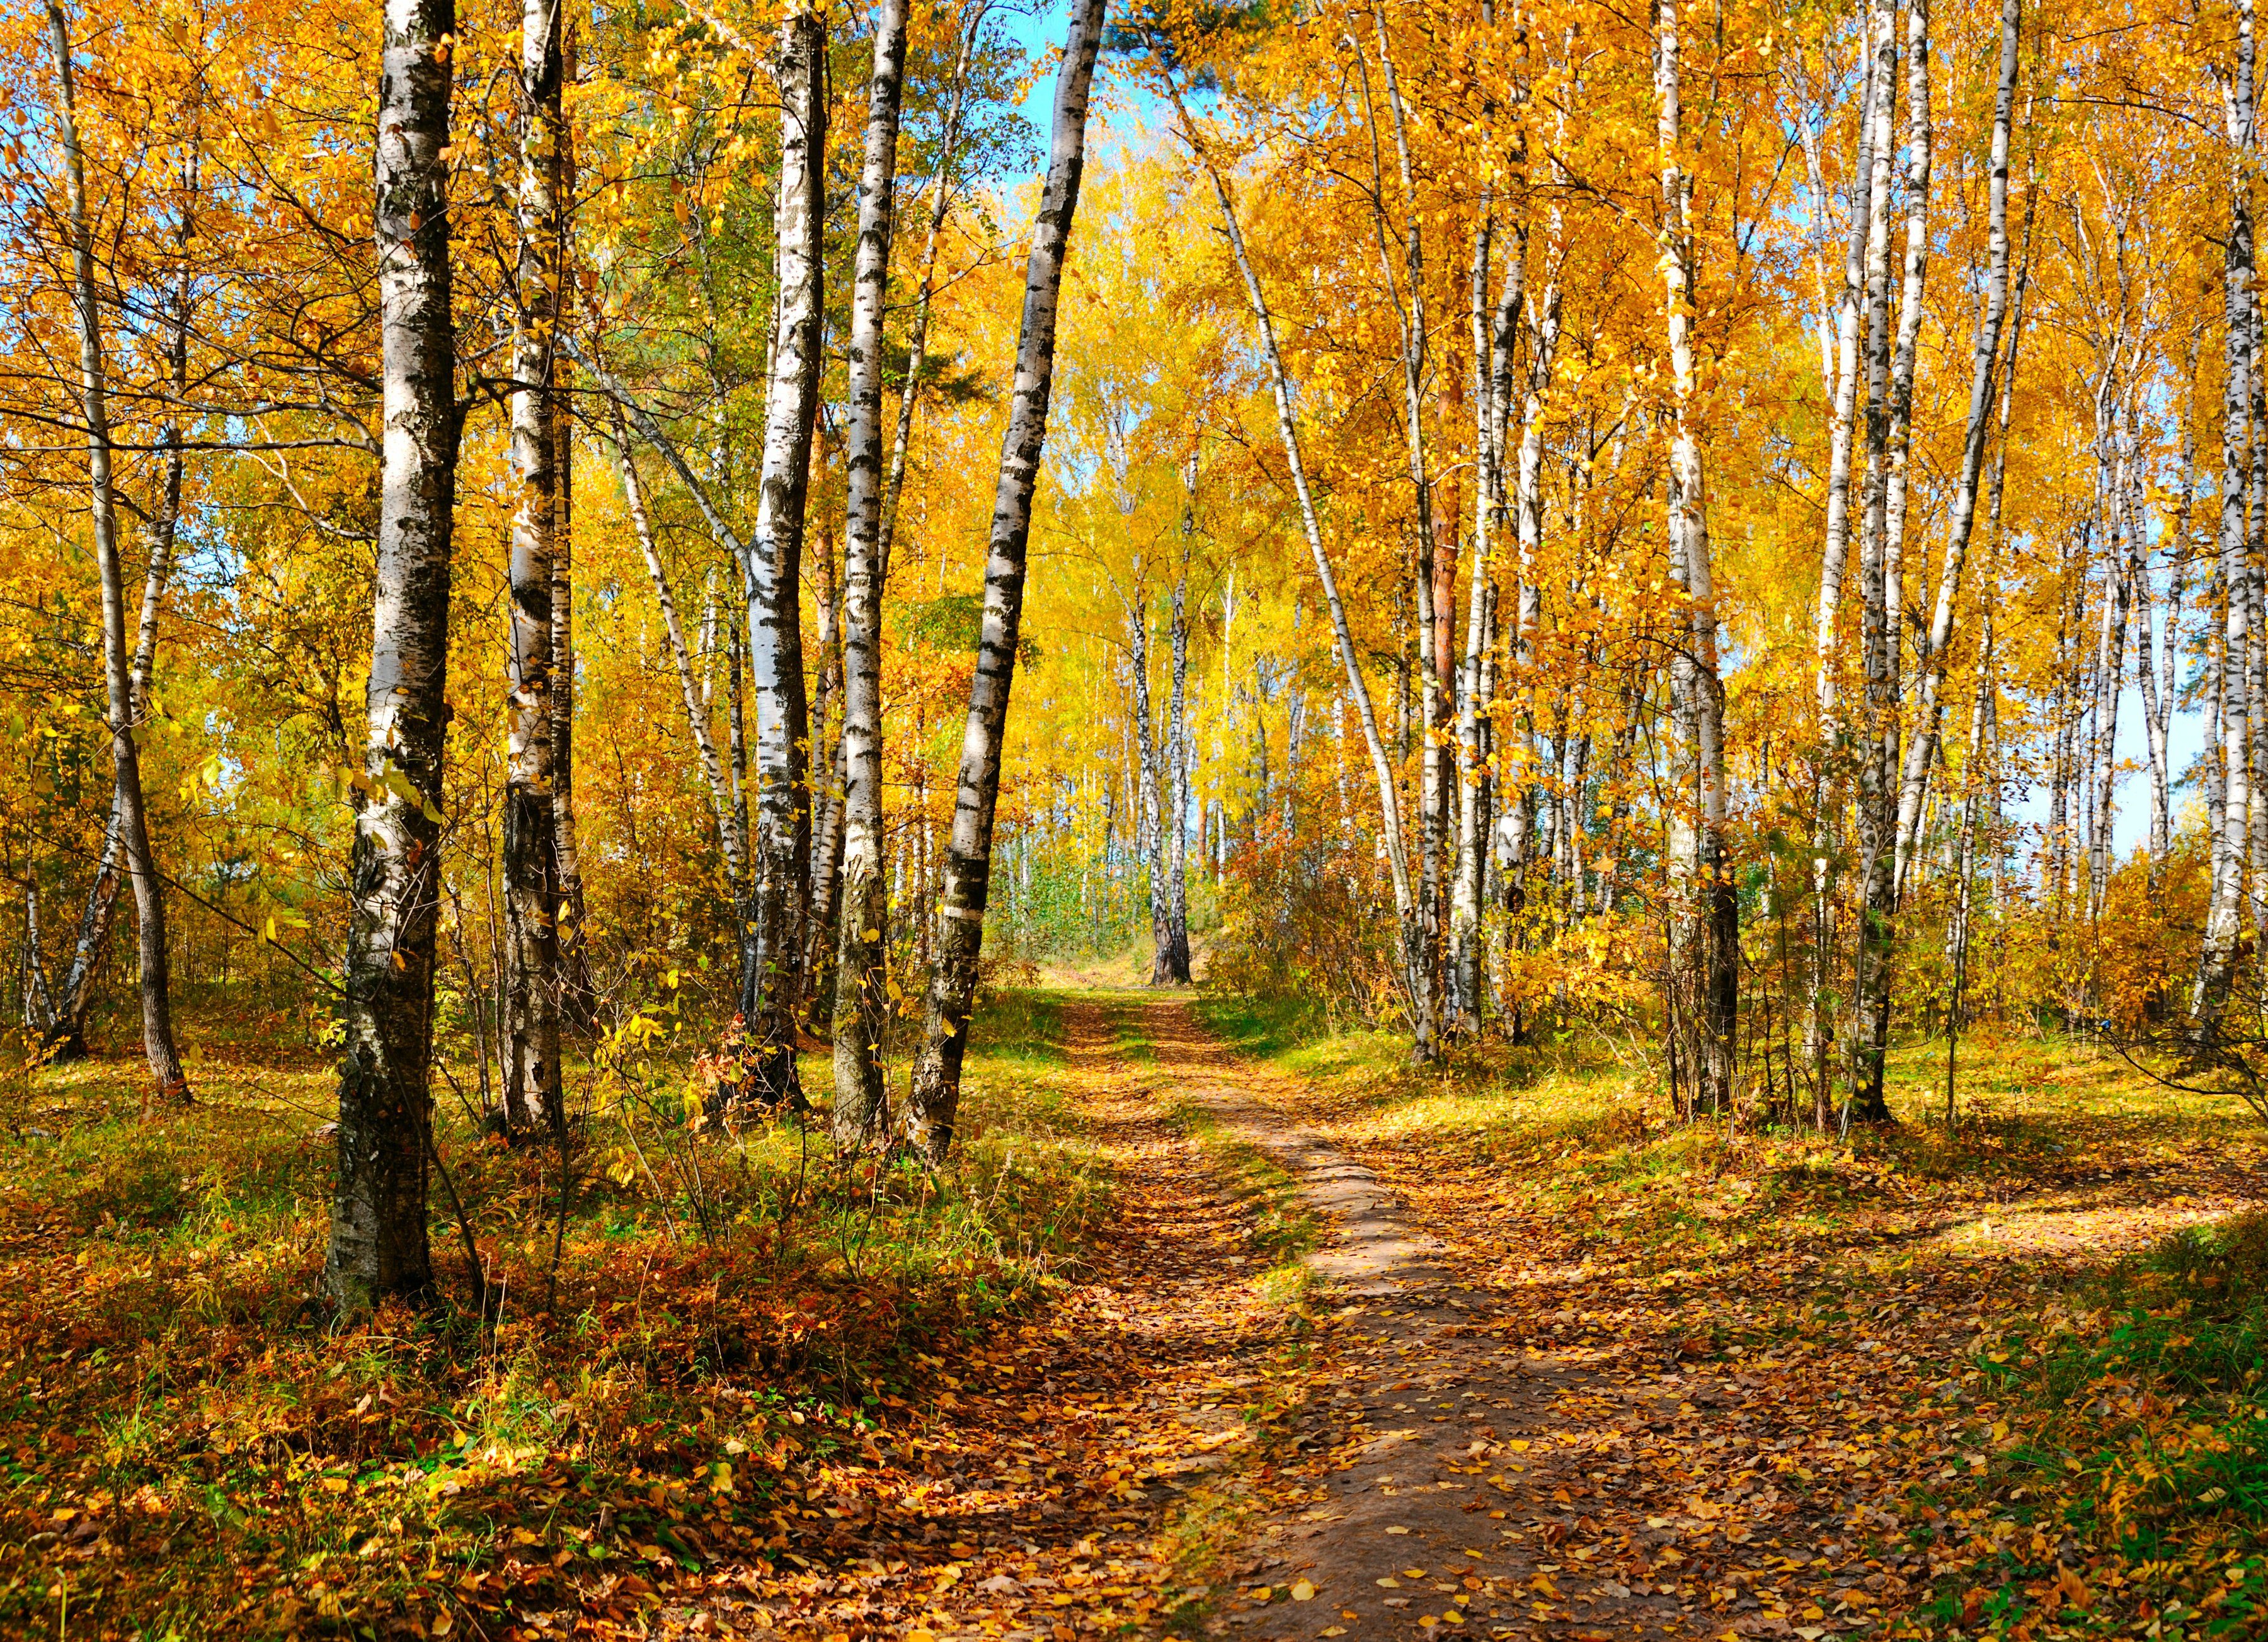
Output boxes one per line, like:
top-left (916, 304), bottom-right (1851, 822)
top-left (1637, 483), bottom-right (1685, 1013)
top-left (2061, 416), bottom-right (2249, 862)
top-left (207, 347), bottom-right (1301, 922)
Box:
top-left (645, 994), bottom-right (1324, 1641)
top-left (1128, 996), bottom-right (1696, 1642)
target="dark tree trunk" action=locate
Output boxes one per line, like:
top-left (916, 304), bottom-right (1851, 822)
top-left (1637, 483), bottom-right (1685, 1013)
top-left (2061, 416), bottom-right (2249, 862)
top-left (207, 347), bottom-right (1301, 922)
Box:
top-left (902, 0), bottom-right (1104, 1161)
top-left (501, 0), bottom-right (564, 1137)
top-left (735, 9), bottom-right (826, 1111)
top-left (329, 0), bottom-right (460, 1312)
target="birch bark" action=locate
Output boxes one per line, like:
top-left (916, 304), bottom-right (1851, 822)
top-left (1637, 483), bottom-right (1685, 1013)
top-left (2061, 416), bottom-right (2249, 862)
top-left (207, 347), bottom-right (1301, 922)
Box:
top-left (1656, 0), bottom-right (1735, 1114)
top-left (1891, 0), bottom-right (2015, 899)
top-left (2196, 0), bottom-right (2256, 1029)
top-left (829, 0), bottom-right (909, 1146)
top-left (738, 9), bottom-right (825, 1110)
top-left (502, 0), bottom-right (564, 1137)
top-left (901, 0), bottom-right (1104, 1161)
top-left (330, 0), bottom-right (459, 1309)
top-left (47, 4), bottom-right (190, 1108)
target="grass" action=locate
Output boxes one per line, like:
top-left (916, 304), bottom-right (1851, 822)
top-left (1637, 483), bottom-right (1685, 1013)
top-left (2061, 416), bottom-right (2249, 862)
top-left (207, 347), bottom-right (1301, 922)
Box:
top-left (0, 991), bottom-right (1111, 1639)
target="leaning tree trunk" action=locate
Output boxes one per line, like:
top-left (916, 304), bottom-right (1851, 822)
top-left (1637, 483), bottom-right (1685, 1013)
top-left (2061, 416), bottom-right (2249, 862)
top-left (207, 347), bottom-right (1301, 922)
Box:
top-left (1656, 0), bottom-right (1736, 1117)
top-left (2196, 0), bottom-right (2257, 1032)
top-left (1172, 77), bottom-right (1424, 1044)
top-left (501, 0), bottom-right (564, 1138)
top-left (737, 8), bottom-right (826, 1111)
top-left (611, 405), bottom-right (743, 883)
top-left (1890, 0), bottom-right (2018, 903)
top-left (47, 1), bottom-right (190, 1109)
top-left (831, 0), bottom-right (910, 1149)
top-left (39, 143), bottom-right (198, 1068)
top-left (900, 0), bottom-right (1105, 1163)
top-left (329, 0), bottom-right (459, 1312)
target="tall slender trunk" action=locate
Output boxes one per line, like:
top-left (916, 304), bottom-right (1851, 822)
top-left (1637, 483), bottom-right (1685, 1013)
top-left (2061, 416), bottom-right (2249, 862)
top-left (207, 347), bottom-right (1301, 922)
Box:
top-left (1847, 0), bottom-right (1902, 1122)
top-left (1815, 13), bottom-right (1883, 726)
top-left (612, 406), bottom-right (742, 882)
top-left (1806, 5), bottom-right (1887, 1110)
top-left (1656, 0), bottom-right (1734, 1115)
top-left (901, 0), bottom-right (1103, 1162)
top-left (1132, 594), bottom-right (1176, 984)
top-left (737, 9), bottom-right (825, 1110)
top-left (1174, 81), bottom-right (1424, 1046)
top-left (2088, 503), bottom-right (2133, 917)
top-left (552, 81), bottom-right (588, 1031)
top-left (876, 1), bottom-right (984, 586)
top-left (2141, 367), bottom-right (2195, 870)
top-left (1450, 205), bottom-right (1512, 1033)
top-left (830, 0), bottom-right (910, 1146)
top-left (41, 145), bottom-right (198, 1068)
top-left (502, 0), bottom-right (564, 1137)
top-left (330, 0), bottom-right (459, 1310)
top-left (1359, 3), bottom-right (1442, 1061)
top-left (1165, 506), bottom-right (1193, 983)
top-left (1891, 0), bottom-right (2013, 903)
top-left (2197, 0), bottom-right (2257, 1030)
top-left (47, 3), bottom-right (190, 1108)
top-left (803, 443), bottom-right (846, 1029)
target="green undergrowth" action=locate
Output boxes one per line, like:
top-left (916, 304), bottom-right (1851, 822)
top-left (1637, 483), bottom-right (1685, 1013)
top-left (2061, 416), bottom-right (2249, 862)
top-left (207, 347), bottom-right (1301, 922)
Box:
top-left (1918, 1212), bottom-right (2268, 1635)
top-left (0, 990), bottom-right (1109, 1638)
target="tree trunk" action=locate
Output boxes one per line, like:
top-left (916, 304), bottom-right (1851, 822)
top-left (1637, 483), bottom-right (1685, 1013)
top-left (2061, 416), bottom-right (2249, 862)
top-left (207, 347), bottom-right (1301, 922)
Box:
top-left (1656, 0), bottom-right (1735, 1117)
top-left (876, 2), bottom-right (982, 587)
top-left (1173, 82), bottom-right (1425, 1056)
top-left (1448, 206), bottom-right (1508, 1039)
top-left (1890, 0), bottom-right (2014, 903)
top-left (829, 0), bottom-right (910, 1148)
top-left (47, 2), bottom-right (190, 1109)
top-left (611, 404), bottom-right (742, 883)
top-left (2088, 442), bottom-right (2133, 920)
top-left (900, 0), bottom-right (1103, 1161)
top-left (2196, 0), bottom-right (2256, 1029)
top-left (553, 90), bottom-right (589, 1030)
top-left (1847, 0), bottom-right (1902, 1122)
top-left (1164, 510), bottom-right (1193, 983)
top-left (502, 0), bottom-right (564, 1138)
top-left (329, 0), bottom-right (459, 1311)
top-left (737, 9), bottom-right (826, 1110)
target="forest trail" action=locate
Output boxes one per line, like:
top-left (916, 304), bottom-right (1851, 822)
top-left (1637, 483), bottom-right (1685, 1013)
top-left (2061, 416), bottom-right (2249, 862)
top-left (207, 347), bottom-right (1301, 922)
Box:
top-left (1123, 995), bottom-right (1693, 1641)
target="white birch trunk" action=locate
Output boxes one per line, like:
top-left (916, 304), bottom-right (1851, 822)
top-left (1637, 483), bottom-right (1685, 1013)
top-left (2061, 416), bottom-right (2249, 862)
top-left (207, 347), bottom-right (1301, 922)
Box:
top-left (330, 0), bottom-right (459, 1309)
top-left (902, 0), bottom-right (1104, 1161)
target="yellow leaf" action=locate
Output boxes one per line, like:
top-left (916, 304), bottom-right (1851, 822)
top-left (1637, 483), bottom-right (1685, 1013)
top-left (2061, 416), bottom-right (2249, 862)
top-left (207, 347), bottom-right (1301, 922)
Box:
top-left (1291, 1580), bottom-right (1316, 1602)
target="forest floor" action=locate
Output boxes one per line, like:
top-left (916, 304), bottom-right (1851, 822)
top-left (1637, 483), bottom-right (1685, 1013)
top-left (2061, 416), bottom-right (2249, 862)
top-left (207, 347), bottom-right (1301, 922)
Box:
top-left (8, 989), bottom-right (2268, 1640)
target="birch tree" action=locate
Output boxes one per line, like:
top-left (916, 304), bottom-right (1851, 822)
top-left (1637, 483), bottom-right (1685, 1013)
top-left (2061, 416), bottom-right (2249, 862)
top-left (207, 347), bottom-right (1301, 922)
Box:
top-left (2194, 0), bottom-right (2255, 1032)
top-left (45, 1), bottom-right (189, 1108)
top-left (328, 0), bottom-right (459, 1311)
top-left (832, 0), bottom-right (910, 1148)
top-left (901, 0), bottom-right (1105, 1161)
top-left (501, 0), bottom-right (564, 1137)
top-left (1655, 0), bottom-right (1735, 1113)
top-left (738, 8), bottom-right (825, 1110)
